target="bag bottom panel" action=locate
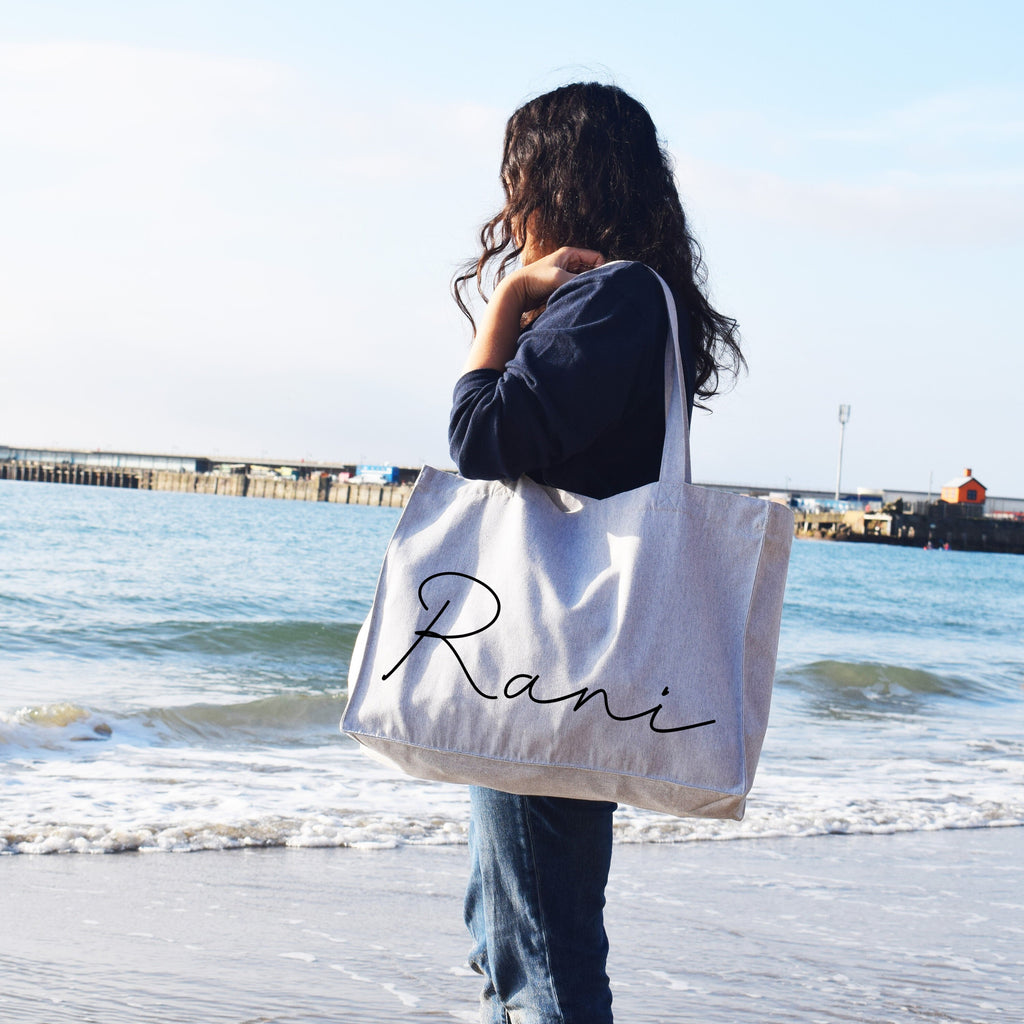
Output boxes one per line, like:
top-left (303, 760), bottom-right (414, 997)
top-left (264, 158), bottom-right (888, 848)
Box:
top-left (349, 733), bottom-right (747, 820)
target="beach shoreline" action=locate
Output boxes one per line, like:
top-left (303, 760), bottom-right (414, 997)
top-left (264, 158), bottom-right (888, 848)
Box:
top-left (3, 825), bottom-right (1021, 1023)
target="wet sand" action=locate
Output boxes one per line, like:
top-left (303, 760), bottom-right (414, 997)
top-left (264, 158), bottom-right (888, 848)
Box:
top-left (2, 826), bottom-right (1021, 1023)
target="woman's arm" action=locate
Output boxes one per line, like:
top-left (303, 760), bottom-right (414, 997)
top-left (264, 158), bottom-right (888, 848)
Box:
top-left (461, 247), bottom-right (604, 374)
top-left (450, 260), bottom-right (670, 486)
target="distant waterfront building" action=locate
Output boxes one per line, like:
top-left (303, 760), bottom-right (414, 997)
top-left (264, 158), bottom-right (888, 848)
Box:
top-left (352, 464), bottom-right (401, 485)
top-left (940, 468), bottom-right (987, 506)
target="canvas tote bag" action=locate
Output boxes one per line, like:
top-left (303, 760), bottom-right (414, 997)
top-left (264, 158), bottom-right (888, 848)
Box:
top-left (342, 268), bottom-right (793, 819)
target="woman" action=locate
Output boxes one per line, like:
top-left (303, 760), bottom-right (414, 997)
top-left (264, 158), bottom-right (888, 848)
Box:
top-left (449, 82), bottom-right (743, 1024)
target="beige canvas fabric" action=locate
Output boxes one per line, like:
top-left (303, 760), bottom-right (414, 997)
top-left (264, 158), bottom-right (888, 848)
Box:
top-left (342, 270), bottom-right (793, 819)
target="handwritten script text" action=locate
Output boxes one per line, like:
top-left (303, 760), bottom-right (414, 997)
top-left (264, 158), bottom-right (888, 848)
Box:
top-left (382, 572), bottom-right (714, 736)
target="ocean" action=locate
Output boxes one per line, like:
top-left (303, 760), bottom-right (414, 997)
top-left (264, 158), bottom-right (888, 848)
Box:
top-left (1, 478), bottom-right (1022, 856)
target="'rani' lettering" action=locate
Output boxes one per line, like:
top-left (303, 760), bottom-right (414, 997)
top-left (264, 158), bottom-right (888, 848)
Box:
top-left (381, 572), bottom-right (715, 736)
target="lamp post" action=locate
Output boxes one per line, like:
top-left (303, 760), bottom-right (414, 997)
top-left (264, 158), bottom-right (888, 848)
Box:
top-left (835, 404), bottom-right (851, 501)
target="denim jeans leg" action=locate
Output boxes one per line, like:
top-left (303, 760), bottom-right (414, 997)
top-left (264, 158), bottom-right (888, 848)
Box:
top-left (466, 811), bottom-right (510, 1024)
top-left (464, 786), bottom-right (615, 1024)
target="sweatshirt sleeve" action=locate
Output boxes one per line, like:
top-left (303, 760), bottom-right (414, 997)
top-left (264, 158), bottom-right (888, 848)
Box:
top-left (449, 262), bottom-right (665, 481)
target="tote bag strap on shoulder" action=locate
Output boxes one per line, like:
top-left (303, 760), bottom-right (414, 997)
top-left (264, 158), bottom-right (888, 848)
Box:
top-left (649, 269), bottom-right (693, 489)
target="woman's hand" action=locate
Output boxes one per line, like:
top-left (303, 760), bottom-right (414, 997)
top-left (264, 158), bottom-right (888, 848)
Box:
top-left (461, 247), bottom-right (605, 374)
top-left (509, 246), bottom-right (606, 312)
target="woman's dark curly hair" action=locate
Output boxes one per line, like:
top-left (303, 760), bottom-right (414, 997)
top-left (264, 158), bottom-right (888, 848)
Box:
top-left (453, 82), bottom-right (744, 401)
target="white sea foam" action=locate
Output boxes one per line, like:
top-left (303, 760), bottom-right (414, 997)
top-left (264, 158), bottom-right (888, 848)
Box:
top-left (2, 726), bottom-right (1022, 855)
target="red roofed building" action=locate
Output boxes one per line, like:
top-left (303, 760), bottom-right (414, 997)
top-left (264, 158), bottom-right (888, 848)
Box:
top-left (940, 468), bottom-right (987, 505)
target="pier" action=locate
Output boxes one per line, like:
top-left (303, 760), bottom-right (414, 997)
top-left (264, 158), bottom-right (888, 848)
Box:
top-left (0, 459), bottom-right (412, 508)
top-left (793, 505), bottom-right (1024, 555)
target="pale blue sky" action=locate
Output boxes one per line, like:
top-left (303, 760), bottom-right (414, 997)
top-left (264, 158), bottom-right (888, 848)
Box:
top-left (2, 1), bottom-right (1022, 494)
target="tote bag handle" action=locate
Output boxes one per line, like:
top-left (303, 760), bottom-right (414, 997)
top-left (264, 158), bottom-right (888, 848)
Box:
top-left (574, 263), bottom-right (692, 491)
top-left (649, 269), bottom-right (693, 488)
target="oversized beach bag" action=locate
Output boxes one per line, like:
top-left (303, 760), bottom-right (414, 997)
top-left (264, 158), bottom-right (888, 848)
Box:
top-left (342, 269), bottom-right (793, 819)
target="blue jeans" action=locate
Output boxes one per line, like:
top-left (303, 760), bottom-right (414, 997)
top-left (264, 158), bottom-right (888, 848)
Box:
top-left (464, 787), bottom-right (616, 1024)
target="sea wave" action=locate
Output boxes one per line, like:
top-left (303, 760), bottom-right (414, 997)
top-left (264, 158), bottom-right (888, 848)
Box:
top-left (775, 658), bottom-right (1000, 712)
top-left (0, 702), bottom-right (115, 746)
top-left (1, 652), bottom-right (1011, 755)
top-left (145, 692), bottom-right (346, 745)
top-left (0, 692), bottom-right (347, 751)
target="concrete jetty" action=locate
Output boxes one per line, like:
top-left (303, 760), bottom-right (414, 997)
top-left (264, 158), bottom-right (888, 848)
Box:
top-left (0, 459), bottom-right (413, 508)
top-left (793, 504), bottom-right (1024, 555)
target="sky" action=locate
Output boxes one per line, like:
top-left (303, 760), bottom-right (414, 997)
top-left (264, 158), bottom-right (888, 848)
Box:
top-left (1, 1), bottom-right (1022, 496)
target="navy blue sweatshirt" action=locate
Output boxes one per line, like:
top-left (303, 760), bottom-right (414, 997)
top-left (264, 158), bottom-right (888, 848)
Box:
top-left (449, 261), bottom-right (695, 500)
